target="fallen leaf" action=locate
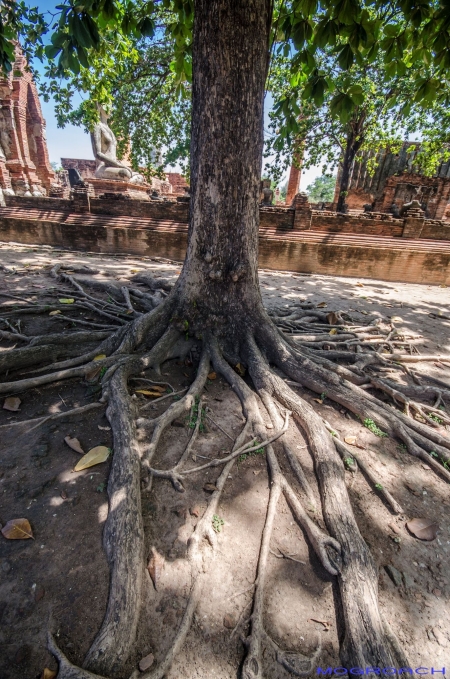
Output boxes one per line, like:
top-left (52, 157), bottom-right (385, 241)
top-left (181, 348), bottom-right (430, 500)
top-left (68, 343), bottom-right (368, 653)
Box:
top-left (41, 669), bottom-right (57, 679)
top-left (85, 366), bottom-right (102, 381)
top-left (360, 310), bottom-right (369, 315)
top-left (135, 389), bottom-right (164, 397)
top-left (344, 435), bottom-right (357, 445)
top-left (147, 547), bottom-right (164, 590)
top-left (316, 302), bottom-right (327, 308)
top-left (391, 316), bottom-right (403, 323)
top-left (73, 446), bottom-right (111, 471)
top-left (64, 436), bottom-right (84, 454)
top-left (58, 298), bottom-right (75, 304)
top-left (139, 653), bottom-right (155, 672)
top-left (235, 363), bottom-right (246, 376)
top-left (203, 483), bottom-right (218, 493)
top-left (329, 328), bottom-right (338, 335)
top-left (98, 425), bottom-right (111, 431)
top-left (356, 282), bottom-right (364, 287)
top-left (313, 398), bottom-right (324, 405)
top-left (406, 518), bottom-right (438, 541)
top-left (1, 518), bottom-right (34, 540)
top-left (49, 310), bottom-right (61, 316)
top-left (94, 354), bottom-right (106, 361)
top-left (327, 312), bottom-right (339, 325)
top-left (207, 371), bottom-right (217, 380)
top-left (130, 269), bottom-right (140, 273)
top-left (309, 618), bottom-right (332, 630)
top-left (3, 397), bottom-right (21, 412)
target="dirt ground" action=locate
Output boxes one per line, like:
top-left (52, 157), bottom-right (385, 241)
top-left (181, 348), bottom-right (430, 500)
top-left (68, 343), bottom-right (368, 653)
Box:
top-left (0, 240), bottom-right (449, 679)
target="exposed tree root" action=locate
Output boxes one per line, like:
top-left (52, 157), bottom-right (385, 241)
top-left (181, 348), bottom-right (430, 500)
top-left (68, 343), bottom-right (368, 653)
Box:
top-left (2, 271), bottom-right (449, 676)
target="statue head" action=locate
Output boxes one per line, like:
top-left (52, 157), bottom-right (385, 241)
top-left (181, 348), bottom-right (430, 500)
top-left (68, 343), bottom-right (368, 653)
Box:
top-left (96, 103), bottom-right (110, 125)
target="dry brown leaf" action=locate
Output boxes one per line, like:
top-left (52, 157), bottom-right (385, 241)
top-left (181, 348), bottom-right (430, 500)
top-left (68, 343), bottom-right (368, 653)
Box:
top-left (148, 385), bottom-right (166, 393)
top-left (356, 282), bottom-right (364, 287)
top-left (3, 396), bottom-right (21, 412)
top-left (1, 518), bottom-right (34, 540)
top-left (316, 302), bottom-right (327, 308)
top-left (139, 653), bottom-right (155, 672)
top-left (147, 547), bottom-right (164, 590)
top-left (327, 312), bottom-right (339, 325)
top-left (309, 618), bottom-right (332, 631)
top-left (73, 445), bottom-right (111, 472)
top-left (49, 310), bottom-right (61, 316)
top-left (344, 435), bottom-right (357, 445)
top-left (86, 367), bottom-right (102, 382)
top-left (235, 363), bottom-right (246, 376)
top-left (313, 398), bottom-right (324, 405)
top-left (64, 436), bottom-right (84, 454)
top-left (41, 669), bottom-right (57, 679)
top-left (329, 328), bottom-right (338, 335)
top-left (406, 518), bottom-right (438, 541)
top-left (135, 389), bottom-right (164, 397)
top-left (203, 483), bottom-right (218, 493)
top-left (207, 371), bottom-right (217, 380)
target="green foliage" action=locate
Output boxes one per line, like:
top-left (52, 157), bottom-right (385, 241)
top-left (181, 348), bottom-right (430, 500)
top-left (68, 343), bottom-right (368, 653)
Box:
top-left (3, 0), bottom-right (450, 183)
top-left (374, 483), bottom-right (383, 490)
top-left (306, 175), bottom-right (336, 202)
top-left (428, 412), bottom-right (443, 424)
top-left (238, 440), bottom-right (265, 463)
top-left (212, 514), bottom-right (224, 533)
top-left (363, 418), bottom-right (388, 437)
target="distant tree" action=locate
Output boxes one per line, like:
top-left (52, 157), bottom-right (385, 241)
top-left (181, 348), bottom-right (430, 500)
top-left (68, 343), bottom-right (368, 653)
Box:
top-left (306, 174), bottom-right (336, 202)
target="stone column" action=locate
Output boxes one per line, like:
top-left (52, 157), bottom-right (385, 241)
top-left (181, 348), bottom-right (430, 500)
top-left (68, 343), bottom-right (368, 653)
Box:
top-left (293, 192), bottom-right (312, 230)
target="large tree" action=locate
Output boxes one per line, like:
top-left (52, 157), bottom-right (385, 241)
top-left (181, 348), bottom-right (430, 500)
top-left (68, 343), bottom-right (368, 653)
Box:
top-left (2, 1), bottom-right (450, 677)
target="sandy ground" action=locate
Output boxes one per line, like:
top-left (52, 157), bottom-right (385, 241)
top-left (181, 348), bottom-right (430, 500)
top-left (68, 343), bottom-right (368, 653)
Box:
top-left (0, 240), bottom-right (449, 679)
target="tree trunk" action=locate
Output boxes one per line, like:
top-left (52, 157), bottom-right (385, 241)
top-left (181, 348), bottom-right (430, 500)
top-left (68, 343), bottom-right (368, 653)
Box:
top-left (175, 0), bottom-right (272, 345)
top-left (336, 130), bottom-right (363, 213)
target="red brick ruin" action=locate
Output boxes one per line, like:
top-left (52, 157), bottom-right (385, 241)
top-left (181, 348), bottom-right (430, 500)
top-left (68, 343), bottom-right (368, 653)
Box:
top-left (0, 45), bottom-right (55, 201)
top-left (0, 60), bottom-right (449, 285)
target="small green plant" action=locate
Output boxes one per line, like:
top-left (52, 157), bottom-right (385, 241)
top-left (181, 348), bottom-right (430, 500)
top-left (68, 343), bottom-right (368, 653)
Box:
top-left (375, 483), bottom-right (383, 490)
top-left (99, 366), bottom-right (108, 379)
top-left (212, 514), bottom-right (224, 533)
top-left (96, 482), bottom-right (106, 493)
top-left (238, 440), bottom-right (265, 463)
top-left (430, 451), bottom-right (438, 458)
top-left (363, 418), bottom-right (388, 437)
top-left (344, 457), bottom-right (354, 467)
top-left (187, 396), bottom-right (205, 430)
top-left (320, 392), bottom-right (327, 401)
top-left (428, 413), bottom-right (443, 424)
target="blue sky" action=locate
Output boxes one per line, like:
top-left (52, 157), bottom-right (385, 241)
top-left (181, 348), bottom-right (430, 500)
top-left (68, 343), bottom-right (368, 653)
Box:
top-left (34, 1), bottom-right (321, 188)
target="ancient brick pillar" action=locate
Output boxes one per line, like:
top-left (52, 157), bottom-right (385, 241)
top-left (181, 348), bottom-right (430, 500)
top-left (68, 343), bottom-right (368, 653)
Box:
top-left (285, 145), bottom-right (303, 206)
top-left (402, 205), bottom-right (425, 238)
top-left (0, 44), bottom-right (55, 197)
top-left (292, 192), bottom-right (312, 230)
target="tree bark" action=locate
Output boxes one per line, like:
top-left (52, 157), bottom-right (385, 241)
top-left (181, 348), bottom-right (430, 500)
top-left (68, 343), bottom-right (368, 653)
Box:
top-left (174, 0), bottom-right (273, 346)
top-left (336, 126), bottom-right (363, 213)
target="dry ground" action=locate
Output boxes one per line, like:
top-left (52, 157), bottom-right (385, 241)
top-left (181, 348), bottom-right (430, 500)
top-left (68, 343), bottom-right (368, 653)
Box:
top-left (0, 241), bottom-right (449, 679)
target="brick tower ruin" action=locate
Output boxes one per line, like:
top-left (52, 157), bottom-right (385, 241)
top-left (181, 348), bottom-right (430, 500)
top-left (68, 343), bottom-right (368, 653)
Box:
top-left (0, 45), bottom-right (55, 201)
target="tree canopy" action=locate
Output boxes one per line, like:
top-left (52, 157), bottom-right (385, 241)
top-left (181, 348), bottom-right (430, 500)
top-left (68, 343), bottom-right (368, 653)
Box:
top-left (306, 173), bottom-right (336, 202)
